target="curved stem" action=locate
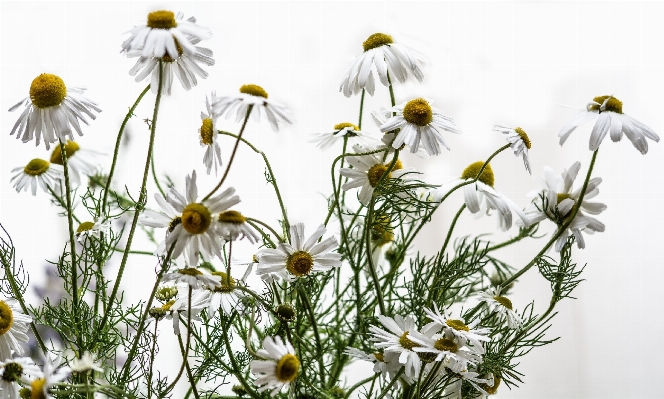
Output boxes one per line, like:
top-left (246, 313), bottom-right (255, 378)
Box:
top-left (162, 287), bottom-right (193, 396)
top-left (246, 217), bottom-right (281, 244)
top-left (147, 321), bottom-right (159, 399)
top-left (440, 204), bottom-right (466, 256)
top-left (298, 287), bottom-right (326, 385)
top-left (203, 105), bottom-right (253, 201)
top-left (177, 333), bottom-right (200, 399)
top-left (222, 315), bottom-right (262, 399)
top-left (358, 89), bottom-right (366, 129)
top-left (387, 72), bottom-right (396, 108)
top-left (343, 375), bottom-right (377, 399)
top-left (150, 149), bottom-right (166, 198)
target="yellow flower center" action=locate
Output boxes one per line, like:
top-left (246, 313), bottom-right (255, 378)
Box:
top-left (434, 337), bottom-right (458, 353)
top-left (514, 127), bottom-right (532, 149)
top-left (402, 98), bottom-right (433, 127)
top-left (275, 354), bottom-right (300, 382)
top-left (445, 319), bottom-right (470, 332)
top-left (363, 33), bottom-right (393, 52)
top-left (482, 376), bottom-right (501, 395)
top-left (334, 122), bottom-right (360, 131)
top-left (493, 295), bottom-right (513, 310)
top-left (2, 362), bottom-right (23, 382)
top-left (161, 37), bottom-right (184, 62)
top-left (147, 10), bottom-right (177, 29)
top-left (29, 74), bottom-right (66, 108)
top-left (591, 95), bottom-right (623, 114)
top-left (0, 301), bottom-right (14, 336)
top-left (200, 118), bottom-right (214, 145)
top-left (178, 267), bottom-right (203, 276)
top-left (218, 210), bottom-right (247, 224)
top-left (252, 254), bottom-right (259, 263)
top-left (240, 84), bottom-right (268, 99)
top-left (286, 251), bottom-right (314, 277)
top-left (30, 378), bottom-right (46, 399)
top-left (23, 159), bottom-right (50, 177)
top-left (50, 140), bottom-right (81, 165)
top-left (76, 221), bottom-right (95, 234)
top-left (161, 299), bottom-right (177, 311)
top-left (398, 331), bottom-right (420, 350)
top-left (557, 193), bottom-right (572, 205)
top-left (211, 271), bottom-right (235, 293)
top-left (373, 352), bottom-right (385, 362)
top-left (461, 161), bottom-right (495, 187)
top-left (276, 303), bottom-right (297, 322)
top-left (371, 214), bottom-right (394, 247)
top-left (181, 203), bottom-right (212, 234)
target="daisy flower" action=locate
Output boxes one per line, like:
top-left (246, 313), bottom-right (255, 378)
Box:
top-left (48, 140), bottom-right (103, 186)
top-left (139, 170), bottom-right (240, 266)
top-left (435, 161), bottom-right (527, 231)
top-left (203, 271), bottom-right (246, 316)
top-left (494, 124), bottom-right (532, 174)
top-left (10, 159), bottom-right (63, 196)
top-left (423, 305), bottom-right (490, 354)
top-left (8, 74), bottom-right (101, 149)
top-left (558, 95), bottom-right (660, 154)
top-left (26, 355), bottom-right (70, 399)
top-left (379, 98), bottom-right (460, 156)
top-left (522, 162), bottom-right (606, 251)
top-left (476, 287), bottom-right (522, 330)
top-left (161, 268), bottom-right (221, 290)
top-left (371, 108), bottom-right (430, 159)
top-left (408, 329), bottom-right (482, 374)
top-left (0, 357), bottom-right (41, 399)
top-left (442, 371), bottom-right (494, 399)
top-left (339, 145), bottom-right (415, 205)
top-left (147, 290), bottom-right (208, 335)
top-left (340, 33), bottom-right (427, 97)
top-left (127, 29), bottom-right (214, 95)
top-left (198, 93), bottom-right (222, 175)
top-left (250, 336), bottom-right (299, 396)
top-left (344, 348), bottom-right (402, 381)
top-left (121, 11), bottom-right (211, 59)
top-left (75, 219), bottom-right (111, 242)
top-left (70, 351), bottom-right (103, 373)
top-left (213, 84), bottom-right (292, 132)
top-left (255, 223), bottom-right (342, 281)
top-left (311, 122), bottom-right (374, 150)
top-left (217, 210), bottom-right (260, 244)
top-left (0, 299), bottom-right (31, 360)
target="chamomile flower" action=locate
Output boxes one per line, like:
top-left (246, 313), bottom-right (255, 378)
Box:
top-left (339, 145), bottom-right (415, 205)
top-left (408, 329), bottom-right (482, 374)
top-left (371, 108), bottom-right (430, 159)
top-left (203, 271), bottom-right (246, 316)
top-left (379, 98), bottom-right (460, 156)
top-left (476, 287), bottom-right (522, 330)
top-left (344, 348), bottom-right (401, 381)
top-left (217, 210), bottom-right (260, 244)
top-left (121, 11), bottom-right (211, 59)
top-left (255, 223), bottom-right (341, 281)
top-left (443, 371), bottom-right (494, 399)
top-left (75, 219), bottom-right (111, 242)
top-left (423, 305), bottom-right (490, 354)
top-left (161, 268), bottom-right (221, 290)
top-left (250, 336), bottom-right (299, 396)
top-left (147, 290), bottom-right (208, 335)
top-left (559, 95), bottom-right (660, 154)
top-left (8, 74), bottom-right (101, 150)
top-left (311, 122), bottom-right (374, 150)
top-left (48, 140), bottom-right (103, 186)
top-left (436, 161), bottom-right (527, 231)
top-left (340, 33), bottom-right (427, 97)
top-left (198, 93), bottom-right (222, 175)
top-left (521, 162), bottom-right (606, 251)
top-left (0, 357), bottom-right (41, 399)
top-left (70, 352), bottom-right (103, 373)
top-left (213, 84), bottom-right (293, 132)
top-left (127, 31), bottom-right (214, 95)
top-left (26, 355), bottom-right (70, 399)
top-left (0, 299), bottom-right (32, 360)
top-left (10, 159), bottom-right (63, 196)
top-left (494, 124), bottom-right (532, 174)
top-left (139, 171), bottom-right (240, 266)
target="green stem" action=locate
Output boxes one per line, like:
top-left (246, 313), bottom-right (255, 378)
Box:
top-left (440, 204), bottom-right (466, 256)
top-left (150, 149), bottom-right (166, 198)
top-left (222, 315), bottom-right (262, 399)
top-left (202, 105), bottom-right (253, 202)
top-left (298, 287), bottom-right (326, 385)
top-left (343, 376), bottom-right (377, 399)
top-left (101, 84), bottom-right (150, 216)
top-left (246, 217), bottom-right (281, 244)
top-left (358, 89), bottom-right (366, 129)
top-left (147, 322), bottom-right (158, 399)
top-left (47, 186), bottom-right (81, 223)
top-left (177, 312), bottom-right (200, 399)
top-left (387, 72), bottom-right (396, 107)
top-left (161, 287), bottom-right (193, 397)
top-left (376, 368), bottom-right (403, 399)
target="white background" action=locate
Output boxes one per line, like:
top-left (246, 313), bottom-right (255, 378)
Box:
top-left (2, 1), bottom-right (664, 398)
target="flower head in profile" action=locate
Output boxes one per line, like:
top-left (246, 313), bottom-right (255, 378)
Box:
top-left (339, 145), bottom-right (415, 205)
top-left (198, 93), bottom-right (222, 175)
top-left (476, 287), bottom-right (522, 330)
top-left (213, 84), bottom-right (292, 132)
top-left (255, 224), bottom-right (341, 282)
top-left (311, 122), bottom-right (374, 150)
top-left (139, 171), bottom-right (240, 266)
top-left (344, 348), bottom-right (401, 382)
top-left (203, 270), bottom-right (248, 316)
top-left (250, 336), bottom-right (299, 396)
top-left (9, 74), bottom-right (101, 149)
top-left (0, 357), bottom-right (41, 399)
top-left (558, 95), bottom-right (659, 154)
top-left (162, 267), bottom-right (221, 290)
top-left (147, 290), bottom-right (208, 335)
top-left (0, 299), bottom-right (32, 361)
top-left (216, 210), bottom-right (260, 244)
top-left (379, 98), bottom-right (460, 156)
top-left (11, 159), bottom-right (63, 196)
top-left (340, 33), bottom-right (428, 97)
top-left (520, 162), bottom-right (606, 251)
top-left (122, 11), bottom-right (211, 59)
top-left (423, 304), bottom-right (490, 354)
top-left (26, 355), bottom-right (71, 399)
top-left (75, 219), bottom-right (111, 242)
top-left (494, 124), bottom-right (532, 174)
top-left (48, 141), bottom-right (103, 186)
top-left (70, 352), bottom-right (103, 373)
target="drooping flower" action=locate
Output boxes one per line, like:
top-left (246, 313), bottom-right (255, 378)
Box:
top-left (494, 124), bottom-right (532, 174)
top-left (217, 210), bottom-right (260, 244)
top-left (70, 352), bottom-right (103, 373)
top-left (422, 305), bottom-right (490, 354)
top-left (48, 140), bottom-right (103, 186)
top-left (198, 93), bottom-right (223, 175)
top-left (161, 268), bottom-right (221, 290)
top-left (10, 159), bottom-right (63, 196)
top-left (146, 290), bottom-right (208, 335)
top-left (0, 357), bottom-right (40, 399)
top-left (0, 299), bottom-right (31, 361)
top-left (344, 348), bottom-right (401, 382)
top-left (250, 336), bottom-right (299, 396)
top-left (213, 84), bottom-right (292, 132)
top-left (311, 122), bottom-right (374, 150)
top-left (75, 219), bottom-right (111, 242)
top-left (476, 287), bottom-right (522, 330)
top-left (25, 355), bottom-right (71, 399)
top-left (203, 271), bottom-right (247, 316)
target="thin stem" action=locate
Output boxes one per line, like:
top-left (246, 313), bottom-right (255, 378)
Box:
top-left (500, 149), bottom-right (599, 288)
top-left (222, 316), bottom-right (262, 399)
top-left (358, 89), bottom-right (366, 129)
top-left (376, 368), bottom-right (403, 399)
top-left (246, 217), bottom-right (281, 244)
top-left (203, 105), bottom-right (253, 201)
top-left (101, 84), bottom-right (150, 216)
top-left (298, 287), bottom-right (326, 385)
top-left (323, 135), bottom-right (349, 226)
top-left (162, 287), bottom-right (194, 397)
top-left (150, 149), bottom-right (166, 198)
top-left (440, 204), bottom-right (466, 256)
top-left (147, 322), bottom-right (159, 399)
top-left (343, 375), bottom-right (377, 399)
top-left (387, 72), bottom-right (396, 107)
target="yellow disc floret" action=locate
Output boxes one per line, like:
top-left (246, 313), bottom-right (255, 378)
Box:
top-left (591, 95), bottom-right (623, 114)
top-left (76, 221), bottom-right (95, 234)
top-left (445, 319), bottom-right (470, 332)
top-left (493, 295), bottom-right (513, 310)
top-left (30, 74), bottom-right (67, 109)
top-left (211, 271), bottom-right (235, 293)
top-left (398, 331), bottom-right (420, 350)
top-left (240, 84), bottom-right (268, 99)
top-left (434, 338), bottom-right (458, 353)
top-left (30, 379), bottom-right (46, 399)
top-left (286, 251), bottom-right (314, 277)
top-left (461, 161), bottom-right (495, 187)
top-left (50, 141), bottom-right (81, 165)
top-left (334, 122), bottom-right (360, 131)
top-left (363, 33), bottom-right (393, 52)
top-left (218, 210), bottom-right (247, 224)
top-left (147, 10), bottom-right (177, 29)
top-left (275, 353), bottom-right (300, 382)
top-left (2, 362), bottom-right (23, 382)
top-left (181, 203), bottom-right (212, 234)
top-left (514, 127), bottom-right (532, 149)
top-left (402, 98), bottom-right (433, 127)
top-left (368, 164), bottom-right (390, 187)
top-left (23, 159), bottom-right (50, 177)
top-left (200, 118), bottom-right (214, 145)
top-left (178, 267), bottom-right (203, 276)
